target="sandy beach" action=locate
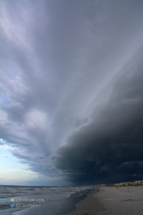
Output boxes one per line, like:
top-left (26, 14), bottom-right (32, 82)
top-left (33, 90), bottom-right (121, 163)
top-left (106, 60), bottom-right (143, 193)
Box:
top-left (64, 186), bottom-right (143, 215)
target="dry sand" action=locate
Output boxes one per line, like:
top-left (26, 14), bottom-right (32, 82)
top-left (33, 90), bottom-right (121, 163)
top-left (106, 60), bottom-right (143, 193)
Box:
top-left (64, 186), bottom-right (143, 215)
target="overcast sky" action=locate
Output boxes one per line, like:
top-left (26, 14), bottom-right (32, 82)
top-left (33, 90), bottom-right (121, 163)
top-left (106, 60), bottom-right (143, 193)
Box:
top-left (0, 0), bottom-right (143, 185)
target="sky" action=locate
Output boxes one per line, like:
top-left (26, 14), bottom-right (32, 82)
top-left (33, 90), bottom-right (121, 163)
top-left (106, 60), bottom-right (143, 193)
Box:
top-left (0, 0), bottom-right (143, 186)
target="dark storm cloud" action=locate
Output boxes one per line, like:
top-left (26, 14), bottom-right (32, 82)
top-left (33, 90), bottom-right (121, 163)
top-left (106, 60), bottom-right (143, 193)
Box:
top-left (0, 0), bottom-right (143, 184)
top-left (53, 47), bottom-right (143, 184)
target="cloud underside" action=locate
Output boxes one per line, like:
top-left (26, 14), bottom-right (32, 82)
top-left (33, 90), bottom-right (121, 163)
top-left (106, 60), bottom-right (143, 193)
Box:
top-left (53, 47), bottom-right (143, 184)
top-left (0, 0), bottom-right (143, 185)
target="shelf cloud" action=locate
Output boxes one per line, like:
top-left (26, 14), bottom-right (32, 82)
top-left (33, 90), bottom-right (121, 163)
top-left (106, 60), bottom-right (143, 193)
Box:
top-left (0, 0), bottom-right (143, 185)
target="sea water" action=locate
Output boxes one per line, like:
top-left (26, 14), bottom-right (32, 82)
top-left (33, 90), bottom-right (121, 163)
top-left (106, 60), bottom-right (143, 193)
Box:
top-left (0, 185), bottom-right (94, 215)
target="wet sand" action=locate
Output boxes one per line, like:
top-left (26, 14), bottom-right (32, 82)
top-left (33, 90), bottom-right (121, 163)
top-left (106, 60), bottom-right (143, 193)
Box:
top-left (64, 190), bottom-right (103, 215)
top-left (64, 186), bottom-right (143, 215)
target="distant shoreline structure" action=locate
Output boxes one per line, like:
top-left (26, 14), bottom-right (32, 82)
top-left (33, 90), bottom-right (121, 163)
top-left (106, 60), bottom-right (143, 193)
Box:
top-left (99, 180), bottom-right (143, 187)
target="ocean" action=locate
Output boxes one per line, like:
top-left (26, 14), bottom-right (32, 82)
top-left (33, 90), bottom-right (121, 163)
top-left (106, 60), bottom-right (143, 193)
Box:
top-left (0, 185), bottom-right (95, 215)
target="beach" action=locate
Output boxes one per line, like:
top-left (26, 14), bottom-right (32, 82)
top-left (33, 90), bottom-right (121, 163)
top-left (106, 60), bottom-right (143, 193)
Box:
top-left (1, 186), bottom-right (143, 215)
top-left (64, 186), bottom-right (143, 215)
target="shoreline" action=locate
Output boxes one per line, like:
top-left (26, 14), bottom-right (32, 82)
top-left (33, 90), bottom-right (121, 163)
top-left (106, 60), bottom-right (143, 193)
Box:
top-left (2, 186), bottom-right (143, 215)
top-left (63, 186), bottom-right (143, 215)
top-left (63, 190), bottom-right (104, 215)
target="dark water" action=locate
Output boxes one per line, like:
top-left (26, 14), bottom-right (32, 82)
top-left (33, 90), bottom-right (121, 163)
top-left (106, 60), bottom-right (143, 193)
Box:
top-left (0, 186), bottom-right (95, 215)
top-left (15, 190), bottom-right (91, 215)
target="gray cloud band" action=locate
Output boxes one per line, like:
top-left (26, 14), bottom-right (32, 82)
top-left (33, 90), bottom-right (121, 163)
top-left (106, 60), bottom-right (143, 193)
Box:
top-left (52, 47), bottom-right (143, 184)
